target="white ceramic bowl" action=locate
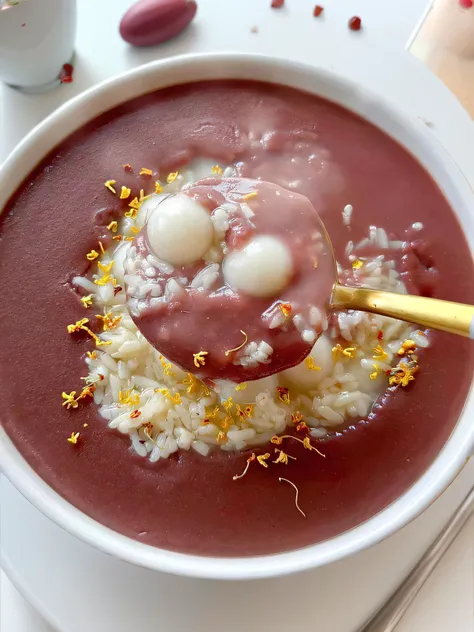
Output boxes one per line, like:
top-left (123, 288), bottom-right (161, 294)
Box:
top-left (1, 53), bottom-right (473, 580)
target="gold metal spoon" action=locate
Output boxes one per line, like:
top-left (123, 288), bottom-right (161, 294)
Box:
top-left (331, 284), bottom-right (474, 338)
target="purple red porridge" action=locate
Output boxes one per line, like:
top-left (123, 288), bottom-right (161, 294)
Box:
top-left (0, 80), bottom-right (472, 556)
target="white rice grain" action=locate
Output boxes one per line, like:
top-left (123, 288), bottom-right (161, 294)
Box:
top-left (411, 330), bottom-right (429, 347)
top-left (192, 440), bottom-right (211, 457)
top-left (72, 172), bottom-right (429, 463)
top-left (190, 264), bottom-right (220, 290)
top-left (317, 406), bottom-right (345, 424)
top-left (73, 277), bottom-right (98, 294)
top-left (342, 204), bottom-right (353, 226)
top-left (302, 329), bottom-right (316, 344)
top-left (269, 310), bottom-right (286, 329)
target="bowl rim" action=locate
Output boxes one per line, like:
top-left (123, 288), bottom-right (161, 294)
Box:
top-left (1, 51), bottom-right (474, 580)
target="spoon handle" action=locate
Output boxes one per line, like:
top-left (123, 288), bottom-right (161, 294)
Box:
top-left (332, 284), bottom-right (474, 338)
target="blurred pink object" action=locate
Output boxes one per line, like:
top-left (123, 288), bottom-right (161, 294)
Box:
top-left (120, 0), bottom-right (197, 47)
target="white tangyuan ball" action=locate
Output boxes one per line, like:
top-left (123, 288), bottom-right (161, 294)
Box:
top-left (135, 193), bottom-right (164, 228)
top-left (223, 235), bottom-right (293, 298)
top-left (147, 194), bottom-right (214, 266)
top-left (282, 334), bottom-right (333, 389)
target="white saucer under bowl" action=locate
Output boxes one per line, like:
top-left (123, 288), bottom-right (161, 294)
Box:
top-left (2, 460), bottom-right (474, 632)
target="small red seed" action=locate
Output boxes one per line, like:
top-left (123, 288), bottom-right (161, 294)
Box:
top-left (313, 5), bottom-right (323, 17)
top-left (348, 16), bottom-right (362, 31)
top-left (59, 62), bottom-right (74, 84)
top-left (271, 0), bottom-right (284, 7)
top-left (459, 0), bottom-right (473, 8)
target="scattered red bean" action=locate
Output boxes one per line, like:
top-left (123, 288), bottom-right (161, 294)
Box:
top-left (348, 16), bottom-right (362, 31)
top-left (271, 0), bottom-right (284, 7)
top-left (60, 62), bottom-right (74, 84)
top-left (313, 5), bottom-right (323, 17)
top-left (459, 0), bottom-right (473, 8)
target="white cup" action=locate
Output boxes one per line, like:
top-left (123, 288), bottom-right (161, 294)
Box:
top-left (0, 0), bottom-right (77, 93)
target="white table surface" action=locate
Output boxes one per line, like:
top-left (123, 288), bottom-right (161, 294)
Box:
top-left (0, 0), bottom-right (436, 166)
top-left (1, 464), bottom-right (473, 632)
top-left (1, 0), bottom-right (474, 630)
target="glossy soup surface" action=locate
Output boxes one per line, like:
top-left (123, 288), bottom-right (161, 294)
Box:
top-left (0, 81), bottom-right (473, 556)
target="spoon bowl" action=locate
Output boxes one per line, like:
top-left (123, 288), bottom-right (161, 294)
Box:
top-left (124, 176), bottom-right (336, 381)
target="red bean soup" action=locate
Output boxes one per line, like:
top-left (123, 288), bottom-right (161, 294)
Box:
top-left (1, 81), bottom-right (473, 557)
